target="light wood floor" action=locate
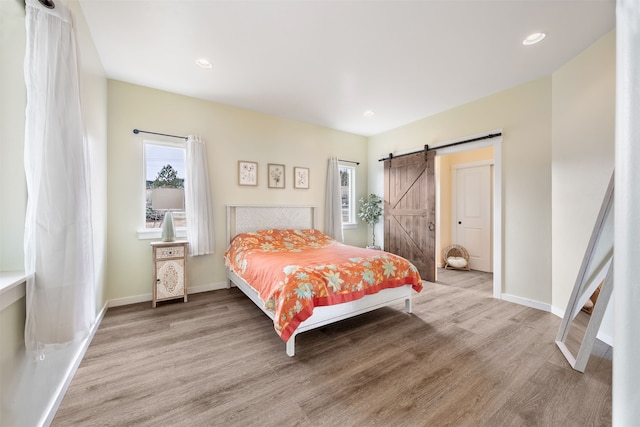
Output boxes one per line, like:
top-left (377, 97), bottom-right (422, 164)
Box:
top-left (53, 269), bottom-right (612, 426)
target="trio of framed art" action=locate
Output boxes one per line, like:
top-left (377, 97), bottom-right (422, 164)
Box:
top-left (238, 161), bottom-right (309, 189)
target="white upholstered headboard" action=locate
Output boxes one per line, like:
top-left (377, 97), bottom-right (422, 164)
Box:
top-left (226, 205), bottom-right (317, 244)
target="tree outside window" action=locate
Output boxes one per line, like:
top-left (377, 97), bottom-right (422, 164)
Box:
top-left (145, 142), bottom-right (186, 228)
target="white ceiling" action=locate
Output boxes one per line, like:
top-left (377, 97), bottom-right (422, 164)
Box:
top-left (78, 0), bottom-right (615, 136)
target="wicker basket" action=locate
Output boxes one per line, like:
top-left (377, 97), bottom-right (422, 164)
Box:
top-left (442, 244), bottom-right (470, 270)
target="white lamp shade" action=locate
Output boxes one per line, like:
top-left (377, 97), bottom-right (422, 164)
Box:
top-left (151, 188), bottom-right (184, 211)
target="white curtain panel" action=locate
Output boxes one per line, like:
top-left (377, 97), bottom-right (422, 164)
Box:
top-left (185, 135), bottom-right (214, 256)
top-left (23, 0), bottom-right (95, 356)
top-left (324, 156), bottom-right (343, 242)
top-left (614, 0), bottom-right (640, 423)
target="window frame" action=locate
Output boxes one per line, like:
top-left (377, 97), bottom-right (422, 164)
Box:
top-left (339, 163), bottom-right (357, 229)
top-left (137, 139), bottom-right (187, 240)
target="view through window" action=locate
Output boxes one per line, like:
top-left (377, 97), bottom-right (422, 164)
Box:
top-left (145, 142), bottom-right (186, 228)
top-left (339, 164), bottom-right (356, 226)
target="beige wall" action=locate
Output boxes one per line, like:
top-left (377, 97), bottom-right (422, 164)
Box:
top-left (0, 0), bottom-right (27, 272)
top-left (369, 77), bottom-right (553, 304)
top-left (551, 31), bottom-right (615, 309)
top-left (551, 32), bottom-right (615, 331)
top-left (0, 1), bottom-right (29, 414)
top-left (0, 1), bottom-right (108, 424)
top-left (73, 0), bottom-right (109, 310)
top-left (106, 80), bottom-right (368, 301)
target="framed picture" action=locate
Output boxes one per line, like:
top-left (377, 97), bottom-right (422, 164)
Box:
top-left (294, 167), bottom-right (310, 189)
top-left (268, 163), bottom-right (285, 188)
top-left (238, 161), bottom-right (258, 186)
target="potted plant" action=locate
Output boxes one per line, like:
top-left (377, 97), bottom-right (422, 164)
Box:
top-left (358, 194), bottom-right (383, 249)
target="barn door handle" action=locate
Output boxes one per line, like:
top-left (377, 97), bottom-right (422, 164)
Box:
top-left (428, 222), bottom-right (435, 231)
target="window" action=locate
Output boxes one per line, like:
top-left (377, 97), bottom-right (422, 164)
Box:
top-left (339, 163), bottom-right (357, 228)
top-left (144, 141), bottom-right (186, 230)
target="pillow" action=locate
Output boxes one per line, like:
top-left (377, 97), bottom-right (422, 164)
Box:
top-left (447, 256), bottom-right (467, 269)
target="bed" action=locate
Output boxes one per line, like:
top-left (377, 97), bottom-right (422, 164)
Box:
top-left (224, 205), bottom-right (423, 356)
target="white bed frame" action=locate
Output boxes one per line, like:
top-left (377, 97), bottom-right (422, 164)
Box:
top-left (225, 205), bottom-right (416, 356)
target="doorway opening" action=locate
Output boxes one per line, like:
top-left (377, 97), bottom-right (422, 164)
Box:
top-left (434, 132), bottom-right (502, 298)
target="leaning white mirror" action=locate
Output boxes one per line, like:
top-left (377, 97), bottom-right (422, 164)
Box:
top-left (555, 173), bottom-right (614, 373)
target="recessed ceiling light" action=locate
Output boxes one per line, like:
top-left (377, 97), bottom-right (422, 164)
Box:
top-left (363, 110), bottom-right (375, 118)
top-left (195, 58), bottom-right (213, 69)
top-left (522, 32), bottom-right (546, 46)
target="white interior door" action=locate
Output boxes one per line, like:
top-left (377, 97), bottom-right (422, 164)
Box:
top-left (453, 163), bottom-right (492, 272)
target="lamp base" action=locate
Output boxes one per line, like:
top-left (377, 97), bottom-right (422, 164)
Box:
top-left (161, 211), bottom-right (176, 242)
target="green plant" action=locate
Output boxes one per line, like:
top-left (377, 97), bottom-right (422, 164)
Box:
top-left (358, 194), bottom-right (383, 246)
top-left (152, 164), bottom-right (183, 188)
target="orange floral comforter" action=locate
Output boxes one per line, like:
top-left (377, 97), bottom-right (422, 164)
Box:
top-left (224, 229), bottom-right (422, 341)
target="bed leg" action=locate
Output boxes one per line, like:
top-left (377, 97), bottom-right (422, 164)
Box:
top-left (405, 297), bottom-right (413, 314)
top-left (286, 336), bottom-right (295, 357)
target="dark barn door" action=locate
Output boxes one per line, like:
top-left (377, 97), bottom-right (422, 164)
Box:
top-left (384, 150), bottom-right (436, 282)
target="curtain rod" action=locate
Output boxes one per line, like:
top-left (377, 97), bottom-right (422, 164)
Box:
top-left (339, 159), bottom-right (360, 165)
top-left (378, 132), bottom-right (502, 162)
top-left (133, 129), bottom-right (188, 141)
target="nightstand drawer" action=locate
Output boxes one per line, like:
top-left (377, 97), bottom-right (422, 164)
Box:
top-left (156, 246), bottom-right (185, 260)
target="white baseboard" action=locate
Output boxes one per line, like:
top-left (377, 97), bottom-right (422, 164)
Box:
top-left (108, 282), bottom-right (228, 308)
top-left (550, 305), bottom-right (564, 318)
top-left (596, 331), bottom-right (613, 347)
top-left (42, 302), bottom-right (108, 427)
top-left (190, 281), bottom-right (229, 294)
top-left (501, 293), bottom-right (551, 312)
top-left (107, 293), bottom-right (151, 307)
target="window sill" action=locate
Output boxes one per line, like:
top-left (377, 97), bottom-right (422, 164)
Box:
top-left (342, 223), bottom-right (358, 230)
top-left (0, 271), bottom-right (30, 311)
top-left (137, 228), bottom-right (187, 240)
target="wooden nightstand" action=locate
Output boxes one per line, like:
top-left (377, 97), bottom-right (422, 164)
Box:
top-left (151, 241), bottom-right (188, 308)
